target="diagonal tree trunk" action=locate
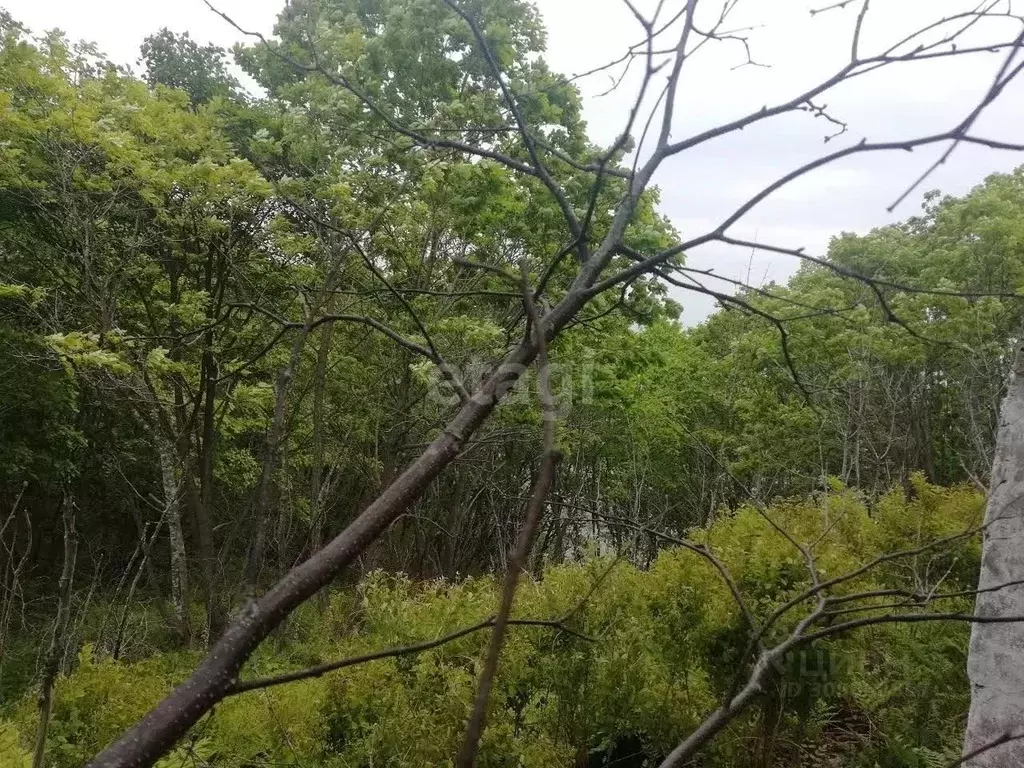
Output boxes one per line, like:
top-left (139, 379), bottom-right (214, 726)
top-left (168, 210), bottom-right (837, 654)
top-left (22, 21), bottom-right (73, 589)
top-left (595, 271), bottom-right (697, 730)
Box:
top-left (962, 347), bottom-right (1024, 766)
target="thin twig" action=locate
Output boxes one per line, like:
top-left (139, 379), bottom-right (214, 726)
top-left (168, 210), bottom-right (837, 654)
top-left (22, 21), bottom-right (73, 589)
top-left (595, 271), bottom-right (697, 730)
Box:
top-left (226, 616), bottom-right (588, 695)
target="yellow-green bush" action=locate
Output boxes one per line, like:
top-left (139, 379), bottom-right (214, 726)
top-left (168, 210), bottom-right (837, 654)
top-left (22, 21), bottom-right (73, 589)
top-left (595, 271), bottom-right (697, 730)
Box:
top-left (0, 722), bottom-right (31, 768)
top-left (4, 481), bottom-right (984, 767)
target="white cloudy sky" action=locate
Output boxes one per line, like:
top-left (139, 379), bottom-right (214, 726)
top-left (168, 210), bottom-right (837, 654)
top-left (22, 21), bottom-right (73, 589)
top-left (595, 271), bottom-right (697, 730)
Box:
top-left (4, 0), bottom-right (1023, 322)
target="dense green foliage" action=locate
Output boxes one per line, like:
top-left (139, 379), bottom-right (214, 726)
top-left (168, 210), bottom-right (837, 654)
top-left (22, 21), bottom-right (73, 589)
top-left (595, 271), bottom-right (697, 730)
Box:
top-left (1, 0), bottom-right (1020, 588)
top-left (2, 483), bottom-right (984, 767)
top-left (2, 0), bottom-right (1024, 765)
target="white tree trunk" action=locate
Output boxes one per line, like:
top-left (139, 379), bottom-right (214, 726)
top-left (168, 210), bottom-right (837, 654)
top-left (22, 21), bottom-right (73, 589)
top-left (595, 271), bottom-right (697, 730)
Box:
top-left (156, 434), bottom-right (188, 631)
top-left (963, 348), bottom-right (1024, 765)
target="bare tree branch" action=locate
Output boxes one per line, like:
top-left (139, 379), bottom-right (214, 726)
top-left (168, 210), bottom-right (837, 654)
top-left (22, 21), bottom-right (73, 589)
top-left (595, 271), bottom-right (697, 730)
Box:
top-left (887, 27), bottom-right (1024, 211)
top-left (226, 616), bottom-right (589, 696)
top-left (455, 262), bottom-right (561, 768)
top-left (440, 0), bottom-right (586, 262)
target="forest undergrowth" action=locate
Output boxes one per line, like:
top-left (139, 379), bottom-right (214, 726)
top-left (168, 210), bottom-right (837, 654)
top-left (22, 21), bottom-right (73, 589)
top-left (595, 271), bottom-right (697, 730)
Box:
top-left (1, 481), bottom-right (984, 768)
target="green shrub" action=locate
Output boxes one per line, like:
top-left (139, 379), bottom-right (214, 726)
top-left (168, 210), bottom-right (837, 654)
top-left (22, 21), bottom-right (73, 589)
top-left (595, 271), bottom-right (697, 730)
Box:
top-left (3, 481), bottom-right (983, 767)
top-left (0, 721), bottom-right (31, 768)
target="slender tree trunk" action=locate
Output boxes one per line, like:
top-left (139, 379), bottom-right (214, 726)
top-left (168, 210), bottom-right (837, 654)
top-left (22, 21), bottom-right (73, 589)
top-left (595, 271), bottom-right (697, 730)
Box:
top-left (127, 499), bottom-right (162, 595)
top-left (854, 381), bottom-right (863, 488)
top-left (274, 445), bottom-right (294, 571)
top-left (156, 434), bottom-right (189, 635)
top-left (195, 245), bottom-right (227, 640)
top-left (243, 325), bottom-right (312, 592)
top-left (376, 352), bottom-right (413, 502)
top-left (32, 493), bottom-right (77, 768)
top-left (152, 257), bottom-right (193, 639)
top-left (310, 310), bottom-right (336, 555)
top-left (962, 348), bottom-right (1024, 766)
top-left (0, 485), bottom-right (30, 664)
top-left (197, 350), bottom-right (223, 640)
top-left (113, 518), bottom-right (164, 662)
top-left (755, 680), bottom-right (782, 768)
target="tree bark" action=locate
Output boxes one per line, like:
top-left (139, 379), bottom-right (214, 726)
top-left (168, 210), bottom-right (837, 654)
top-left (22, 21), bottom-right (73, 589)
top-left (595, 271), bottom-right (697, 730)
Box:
top-left (197, 349), bottom-right (223, 640)
top-left (309, 316), bottom-right (335, 559)
top-left (112, 520), bottom-right (162, 662)
top-left (156, 433), bottom-right (189, 635)
top-left (32, 493), bottom-right (77, 768)
top-left (962, 347), bottom-right (1024, 766)
top-left (242, 323), bottom-right (312, 592)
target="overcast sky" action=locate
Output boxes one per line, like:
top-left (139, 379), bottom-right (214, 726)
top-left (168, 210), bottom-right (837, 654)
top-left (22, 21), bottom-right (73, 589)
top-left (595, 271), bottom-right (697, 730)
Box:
top-left (4, 0), bottom-right (1022, 323)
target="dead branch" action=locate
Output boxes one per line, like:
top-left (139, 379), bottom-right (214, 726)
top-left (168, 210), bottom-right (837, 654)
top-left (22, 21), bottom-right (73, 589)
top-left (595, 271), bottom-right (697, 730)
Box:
top-left (454, 262), bottom-right (562, 768)
top-left (226, 616), bottom-right (589, 696)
